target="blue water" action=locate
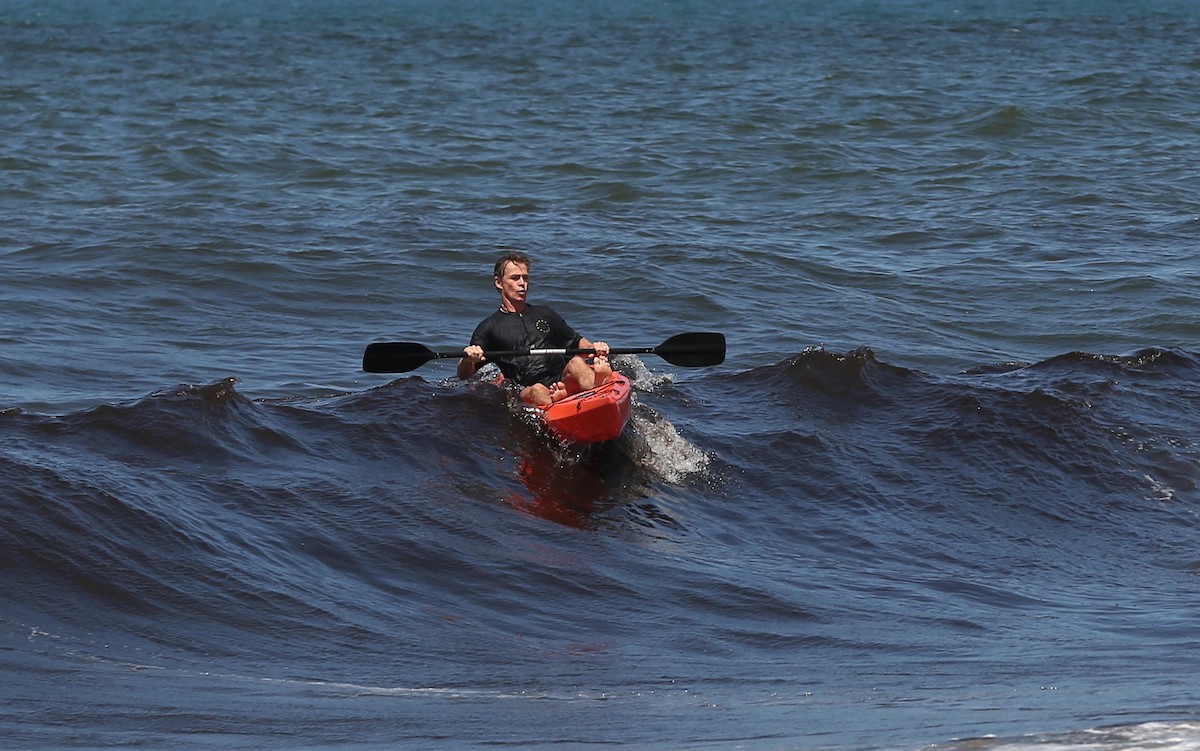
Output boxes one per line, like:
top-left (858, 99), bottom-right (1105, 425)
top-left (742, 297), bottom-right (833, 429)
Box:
top-left (2, 1), bottom-right (1199, 749)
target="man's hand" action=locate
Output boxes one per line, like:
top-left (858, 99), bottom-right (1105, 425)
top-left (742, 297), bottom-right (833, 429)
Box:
top-left (463, 345), bottom-right (486, 364)
top-left (458, 345), bottom-right (486, 380)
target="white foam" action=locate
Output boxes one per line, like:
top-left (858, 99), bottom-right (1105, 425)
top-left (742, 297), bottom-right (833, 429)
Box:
top-left (934, 721), bottom-right (1200, 751)
top-left (626, 407), bottom-right (710, 484)
top-left (615, 354), bottom-right (675, 392)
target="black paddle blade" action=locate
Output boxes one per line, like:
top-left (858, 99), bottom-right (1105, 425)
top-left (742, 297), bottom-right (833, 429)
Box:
top-left (654, 332), bottom-right (725, 367)
top-left (362, 342), bottom-right (440, 373)
top-left (362, 332), bottom-right (726, 373)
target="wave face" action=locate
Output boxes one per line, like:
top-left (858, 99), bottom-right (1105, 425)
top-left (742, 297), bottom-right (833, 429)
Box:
top-left (3, 347), bottom-right (1199, 749)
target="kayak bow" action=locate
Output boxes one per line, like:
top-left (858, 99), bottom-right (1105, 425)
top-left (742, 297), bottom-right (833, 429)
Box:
top-left (538, 373), bottom-right (632, 444)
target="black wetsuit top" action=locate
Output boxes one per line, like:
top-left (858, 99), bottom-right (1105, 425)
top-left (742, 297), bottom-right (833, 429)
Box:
top-left (469, 304), bottom-right (582, 388)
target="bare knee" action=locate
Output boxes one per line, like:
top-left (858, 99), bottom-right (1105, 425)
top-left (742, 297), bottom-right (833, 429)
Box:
top-left (521, 384), bottom-right (553, 407)
top-left (562, 356), bottom-right (595, 394)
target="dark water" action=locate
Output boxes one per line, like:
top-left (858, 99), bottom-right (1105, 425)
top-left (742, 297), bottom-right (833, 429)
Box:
top-left (3, 1), bottom-right (1199, 749)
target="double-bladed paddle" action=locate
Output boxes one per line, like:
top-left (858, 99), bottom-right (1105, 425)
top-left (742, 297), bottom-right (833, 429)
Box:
top-left (362, 332), bottom-right (725, 374)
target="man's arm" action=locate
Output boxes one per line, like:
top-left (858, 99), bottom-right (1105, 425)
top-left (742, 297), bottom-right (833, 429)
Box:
top-left (458, 345), bottom-right (484, 380)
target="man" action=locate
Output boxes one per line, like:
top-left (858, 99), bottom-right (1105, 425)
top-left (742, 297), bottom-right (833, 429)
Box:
top-left (458, 252), bottom-right (612, 406)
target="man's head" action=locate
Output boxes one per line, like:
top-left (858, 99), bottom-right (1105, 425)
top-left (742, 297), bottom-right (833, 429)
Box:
top-left (493, 251), bottom-right (531, 312)
top-left (493, 251), bottom-right (531, 281)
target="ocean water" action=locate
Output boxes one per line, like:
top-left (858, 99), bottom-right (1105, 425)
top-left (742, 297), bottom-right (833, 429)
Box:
top-left (2, 1), bottom-right (1199, 749)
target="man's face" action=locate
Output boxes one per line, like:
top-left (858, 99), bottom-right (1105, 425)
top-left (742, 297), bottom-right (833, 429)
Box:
top-left (495, 261), bottom-right (529, 307)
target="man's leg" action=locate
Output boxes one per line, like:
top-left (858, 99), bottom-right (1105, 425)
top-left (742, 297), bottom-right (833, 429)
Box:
top-left (520, 383), bottom-right (555, 406)
top-left (560, 355), bottom-right (612, 397)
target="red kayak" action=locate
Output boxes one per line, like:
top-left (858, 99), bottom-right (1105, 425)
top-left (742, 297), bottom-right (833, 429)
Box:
top-left (537, 373), bottom-right (632, 444)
